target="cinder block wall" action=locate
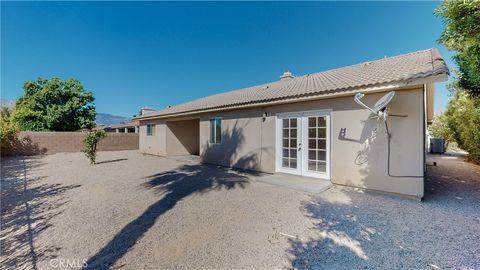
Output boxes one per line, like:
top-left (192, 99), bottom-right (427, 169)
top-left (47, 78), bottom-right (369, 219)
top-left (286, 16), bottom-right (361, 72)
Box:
top-left (1, 132), bottom-right (139, 156)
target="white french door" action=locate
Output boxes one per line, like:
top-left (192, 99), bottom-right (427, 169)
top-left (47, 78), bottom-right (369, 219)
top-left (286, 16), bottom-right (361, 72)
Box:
top-left (276, 110), bottom-right (331, 179)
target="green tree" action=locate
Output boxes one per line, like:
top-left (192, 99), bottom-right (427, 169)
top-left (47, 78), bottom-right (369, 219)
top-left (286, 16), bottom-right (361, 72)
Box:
top-left (11, 77), bottom-right (96, 131)
top-left (443, 87), bottom-right (480, 163)
top-left (0, 106), bottom-right (18, 146)
top-left (83, 129), bottom-right (107, 164)
top-left (436, 0), bottom-right (480, 96)
top-left (429, 111), bottom-right (454, 149)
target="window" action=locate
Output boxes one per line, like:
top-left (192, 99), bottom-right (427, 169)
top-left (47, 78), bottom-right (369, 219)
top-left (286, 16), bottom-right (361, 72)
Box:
top-left (209, 118), bottom-right (222, 143)
top-left (146, 124), bottom-right (155, 136)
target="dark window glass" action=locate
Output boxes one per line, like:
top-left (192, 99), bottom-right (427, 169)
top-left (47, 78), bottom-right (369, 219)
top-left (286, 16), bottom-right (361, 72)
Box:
top-left (318, 117), bottom-right (326, 127)
top-left (210, 118), bottom-right (222, 143)
top-left (215, 118), bottom-right (222, 143)
top-left (290, 118), bottom-right (297, 128)
top-left (290, 159), bottom-right (297, 169)
top-left (282, 158), bottom-right (289, 168)
top-left (147, 124), bottom-right (155, 136)
top-left (318, 128), bottom-right (326, 138)
top-left (318, 139), bottom-right (326, 150)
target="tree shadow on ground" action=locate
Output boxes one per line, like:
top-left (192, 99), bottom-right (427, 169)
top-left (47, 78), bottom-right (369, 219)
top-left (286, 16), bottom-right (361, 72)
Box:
top-left (83, 123), bottom-right (259, 269)
top-left (95, 158), bottom-right (128, 165)
top-left (201, 120), bottom-right (272, 172)
top-left (0, 156), bottom-right (81, 270)
top-left (288, 156), bottom-right (480, 269)
top-left (1, 135), bottom-right (47, 156)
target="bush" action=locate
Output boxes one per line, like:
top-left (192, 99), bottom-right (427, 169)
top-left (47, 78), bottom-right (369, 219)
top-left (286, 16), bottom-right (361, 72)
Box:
top-left (443, 88), bottom-right (480, 163)
top-left (83, 130), bottom-right (107, 164)
top-left (429, 112), bottom-right (454, 149)
top-left (0, 107), bottom-right (18, 147)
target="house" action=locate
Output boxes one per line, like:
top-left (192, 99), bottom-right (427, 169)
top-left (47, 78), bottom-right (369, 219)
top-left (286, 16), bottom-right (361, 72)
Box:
top-left (102, 120), bottom-right (140, 133)
top-left (134, 48), bottom-right (449, 199)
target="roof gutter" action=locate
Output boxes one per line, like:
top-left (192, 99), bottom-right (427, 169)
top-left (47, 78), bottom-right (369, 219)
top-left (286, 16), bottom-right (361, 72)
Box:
top-left (135, 74), bottom-right (448, 121)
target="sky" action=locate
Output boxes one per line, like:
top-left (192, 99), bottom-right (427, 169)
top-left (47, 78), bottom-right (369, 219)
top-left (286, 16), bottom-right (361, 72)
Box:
top-left (1, 1), bottom-right (455, 117)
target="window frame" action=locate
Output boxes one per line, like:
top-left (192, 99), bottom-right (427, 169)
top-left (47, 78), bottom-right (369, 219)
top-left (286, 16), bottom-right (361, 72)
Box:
top-left (209, 117), bottom-right (222, 144)
top-left (146, 124), bottom-right (155, 136)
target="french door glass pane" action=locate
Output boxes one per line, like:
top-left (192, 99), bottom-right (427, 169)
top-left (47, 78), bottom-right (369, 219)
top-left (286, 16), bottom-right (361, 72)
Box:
top-left (318, 150), bottom-right (326, 161)
top-left (308, 139), bottom-right (316, 149)
top-left (290, 159), bottom-right (297, 169)
top-left (318, 117), bottom-right (326, 127)
top-left (308, 160), bottom-right (316, 171)
top-left (307, 116), bottom-right (327, 173)
top-left (317, 139), bottom-right (326, 150)
top-left (282, 158), bottom-right (289, 167)
top-left (318, 161), bottom-right (326, 172)
top-left (281, 117), bottom-right (298, 169)
top-left (290, 118), bottom-right (297, 127)
top-left (318, 128), bottom-right (326, 137)
top-left (290, 139), bottom-right (297, 147)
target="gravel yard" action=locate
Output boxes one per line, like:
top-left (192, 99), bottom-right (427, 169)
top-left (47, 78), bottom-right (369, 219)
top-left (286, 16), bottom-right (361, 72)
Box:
top-left (1, 150), bottom-right (479, 269)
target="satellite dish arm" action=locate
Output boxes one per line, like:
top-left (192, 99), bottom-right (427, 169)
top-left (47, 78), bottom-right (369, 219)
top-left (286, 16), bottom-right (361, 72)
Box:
top-left (354, 93), bottom-right (378, 115)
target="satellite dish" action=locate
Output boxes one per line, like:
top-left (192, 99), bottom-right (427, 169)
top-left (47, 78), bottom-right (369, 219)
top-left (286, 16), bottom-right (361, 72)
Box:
top-left (373, 91), bottom-right (395, 113)
top-left (354, 91), bottom-right (406, 137)
top-left (354, 91), bottom-right (395, 115)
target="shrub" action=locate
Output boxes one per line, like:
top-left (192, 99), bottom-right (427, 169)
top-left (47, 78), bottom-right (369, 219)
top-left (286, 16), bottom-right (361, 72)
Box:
top-left (429, 112), bottom-right (455, 149)
top-left (0, 106), bottom-right (18, 147)
top-left (83, 130), bottom-right (107, 164)
top-left (443, 88), bottom-right (480, 164)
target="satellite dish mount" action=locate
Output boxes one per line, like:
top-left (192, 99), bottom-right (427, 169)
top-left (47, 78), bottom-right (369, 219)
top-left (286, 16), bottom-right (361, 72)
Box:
top-left (354, 91), bottom-right (407, 137)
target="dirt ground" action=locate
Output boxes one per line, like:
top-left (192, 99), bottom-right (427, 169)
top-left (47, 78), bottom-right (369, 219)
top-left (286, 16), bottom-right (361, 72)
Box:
top-left (1, 150), bottom-right (479, 269)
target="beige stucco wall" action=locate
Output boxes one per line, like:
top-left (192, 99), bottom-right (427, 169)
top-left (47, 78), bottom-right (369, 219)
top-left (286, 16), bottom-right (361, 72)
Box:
top-left (139, 119), bottom-right (167, 156)
top-left (139, 86), bottom-right (426, 198)
top-left (139, 118), bottom-right (200, 156)
top-left (166, 119), bottom-right (200, 156)
top-left (199, 108), bottom-right (267, 171)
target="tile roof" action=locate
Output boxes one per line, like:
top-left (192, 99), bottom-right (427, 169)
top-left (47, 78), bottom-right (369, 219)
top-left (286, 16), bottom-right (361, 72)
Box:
top-left (137, 48), bottom-right (448, 119)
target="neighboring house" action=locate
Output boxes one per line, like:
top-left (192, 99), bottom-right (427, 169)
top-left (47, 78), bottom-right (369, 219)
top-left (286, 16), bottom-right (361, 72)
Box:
top-left (100, 108), bottom-right (156, 133)
top-left (102, 120), bottom-right (140, 133)
top-left (134, 48), bottom-right (448, 199)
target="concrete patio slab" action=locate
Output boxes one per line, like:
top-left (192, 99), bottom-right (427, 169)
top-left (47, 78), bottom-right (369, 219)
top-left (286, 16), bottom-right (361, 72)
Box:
top-left (255, 173), bottom-right (332, 194)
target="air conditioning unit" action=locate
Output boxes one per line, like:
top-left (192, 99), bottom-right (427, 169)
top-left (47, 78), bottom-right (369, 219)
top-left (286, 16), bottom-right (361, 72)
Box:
top-left (430, 138), bottom-right (445, 154)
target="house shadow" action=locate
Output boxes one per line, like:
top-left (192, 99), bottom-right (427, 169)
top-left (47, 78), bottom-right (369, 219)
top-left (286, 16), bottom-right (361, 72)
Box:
top-left (83, 122), bottom-right (260, 269)
top-left (0, 156), bottom-right (81, 270)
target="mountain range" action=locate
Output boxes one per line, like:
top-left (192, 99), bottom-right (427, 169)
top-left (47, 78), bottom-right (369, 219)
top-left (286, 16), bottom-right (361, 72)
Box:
top-left (95, 113), bottom-right (130, 125)
top-left (0, 98), bottom-right (15, 110)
